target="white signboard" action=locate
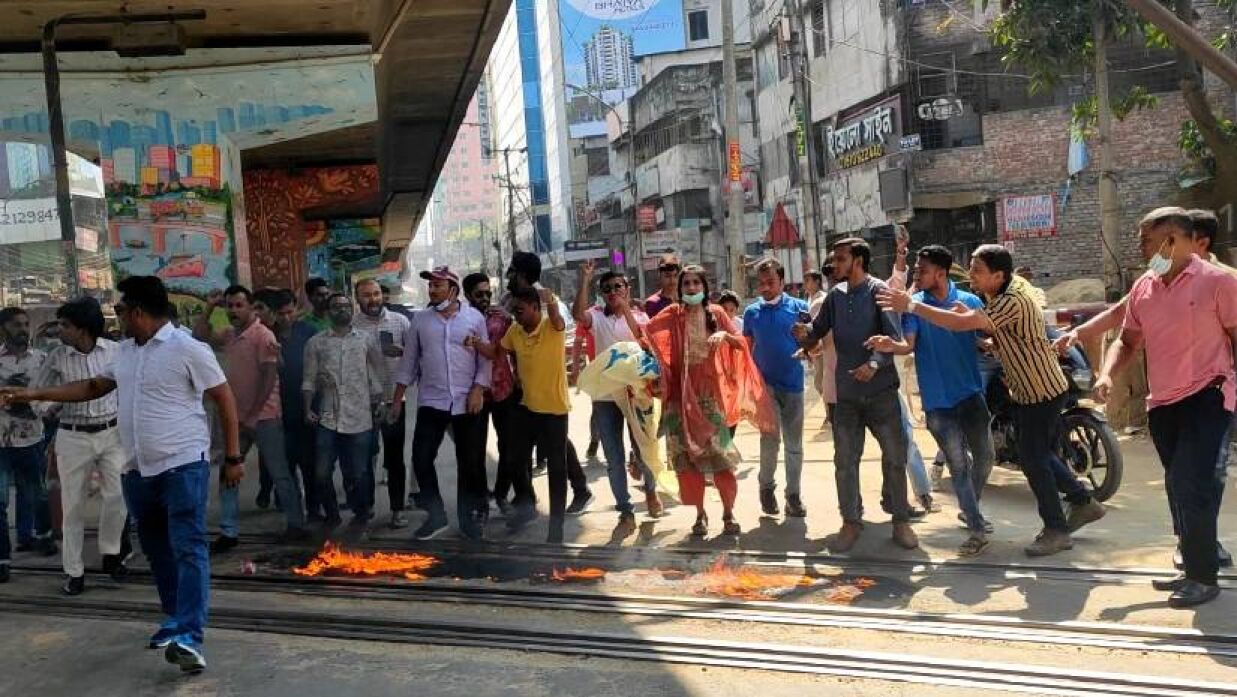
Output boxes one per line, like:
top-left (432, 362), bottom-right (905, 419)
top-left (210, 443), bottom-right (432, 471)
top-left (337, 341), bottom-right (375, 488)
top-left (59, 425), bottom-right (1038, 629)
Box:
top-left (1001, 194), bottom-right (1057, 241)
top-left (567, 0), bottom-right (667, 21)
top-left (642, 230), bottom-right (677, 257)
top-left (0, 197), bottom-right (60, 244)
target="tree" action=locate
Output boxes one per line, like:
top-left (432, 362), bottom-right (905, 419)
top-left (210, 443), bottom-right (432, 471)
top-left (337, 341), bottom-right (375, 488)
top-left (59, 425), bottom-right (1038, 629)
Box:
top-left (987, 0), bottom-right (1237, 205)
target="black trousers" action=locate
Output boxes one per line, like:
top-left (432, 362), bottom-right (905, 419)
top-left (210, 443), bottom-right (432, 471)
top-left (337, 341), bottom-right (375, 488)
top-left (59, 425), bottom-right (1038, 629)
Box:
top-left (379, 414), bottom-right (407, 513)
top-left (510, 407), bottom-right (588, 520)
top-left (283, 417), bottom-right (319, 517)
top-left (485, 392), bottom-right (525, 503)
top-left (411, 406), bottom-right (487, 525)
top-left (1148, 383), bottom-right (1231, 586)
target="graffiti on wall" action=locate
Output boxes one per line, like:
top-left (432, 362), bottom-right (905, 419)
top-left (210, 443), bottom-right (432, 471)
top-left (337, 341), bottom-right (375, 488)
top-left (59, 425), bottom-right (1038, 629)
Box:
top-left (243, 165), bottom-right (380, 290)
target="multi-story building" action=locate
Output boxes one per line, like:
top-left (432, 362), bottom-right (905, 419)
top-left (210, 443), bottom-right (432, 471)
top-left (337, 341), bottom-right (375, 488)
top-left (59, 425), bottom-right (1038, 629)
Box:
top-left (584, 25), bottom-right (638, 91)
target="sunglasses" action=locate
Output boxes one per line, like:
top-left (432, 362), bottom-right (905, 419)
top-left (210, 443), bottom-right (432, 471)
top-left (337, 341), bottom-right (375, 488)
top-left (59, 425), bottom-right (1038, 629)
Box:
top-left (659, 266), bottom-right (681, 274)
top-left (600, 283), bottom-right (627, 293)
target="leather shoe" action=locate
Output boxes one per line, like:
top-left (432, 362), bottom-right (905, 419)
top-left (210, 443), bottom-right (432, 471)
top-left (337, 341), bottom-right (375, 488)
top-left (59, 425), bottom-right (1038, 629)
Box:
top-left (1168, 580), bottom-right (1221, 608)
top-left (830, 521), bottom-right (863, 552)
top-left (101, 554), bottom-right (129, 582)
top-left (62, 575), bottom-right (85, 596)
top-left (892, 523), bottom-right (919, 550)
top-left (1152, 575), bottom-right (1188, 592)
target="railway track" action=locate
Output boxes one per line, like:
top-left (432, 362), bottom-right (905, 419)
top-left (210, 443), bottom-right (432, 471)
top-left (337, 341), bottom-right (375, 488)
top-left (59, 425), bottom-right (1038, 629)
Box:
top-left (1, 591), bottom-right (1233, 697)
top-left (11, 564), bottom-right (1237, 660)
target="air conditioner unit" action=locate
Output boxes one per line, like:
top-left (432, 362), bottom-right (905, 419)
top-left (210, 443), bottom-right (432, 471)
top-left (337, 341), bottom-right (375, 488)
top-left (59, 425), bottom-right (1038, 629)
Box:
top-left (112, 23), bottom-right (188, 57)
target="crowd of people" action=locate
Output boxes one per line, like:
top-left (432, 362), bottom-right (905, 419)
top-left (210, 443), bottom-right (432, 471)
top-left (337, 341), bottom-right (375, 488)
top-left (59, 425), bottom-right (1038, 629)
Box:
top-left (0, 205), bottom-right (1232, 673)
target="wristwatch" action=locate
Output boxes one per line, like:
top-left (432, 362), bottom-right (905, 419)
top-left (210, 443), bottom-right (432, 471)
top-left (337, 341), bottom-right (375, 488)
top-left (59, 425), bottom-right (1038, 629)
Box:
top-left (867, 359), bottom-right (880, 371)
top-left (224, 454), bottom-right (244, 466)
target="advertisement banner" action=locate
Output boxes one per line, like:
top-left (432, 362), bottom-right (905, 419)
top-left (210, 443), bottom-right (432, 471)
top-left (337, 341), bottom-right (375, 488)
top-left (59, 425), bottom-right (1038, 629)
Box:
top-left (728, 141), bottom-right (742, 182)
top-left (1001, 194), bottom-right (1057, 240)
top-left (637, 204), bottom-right (657, 232)
top-left (560, 0), bottom-right (684, 138)
top-left (0, 197), bottom-right (60, 244)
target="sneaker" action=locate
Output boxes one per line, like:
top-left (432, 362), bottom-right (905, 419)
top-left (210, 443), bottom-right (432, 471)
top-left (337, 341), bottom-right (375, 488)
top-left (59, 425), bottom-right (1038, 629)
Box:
top-left (585, 440), bottom-right (600, 460)
top-left (413, 518), bottom-right (450, 541)
top-left (918, 494), bottom-right (941, 514)
top-left (505, 506), bottom-right (539, 532)
top-left (209, 535), bottom-right (239, 555)
top-left (759, 488), bottom-right (780, 516)
top-left (389, 511), bottom-right (409, 530)
top-left (691, 514), bottom-right (709, 537)
top-left (1065, 500), bottom-right (1106, 533)
top-left (612, 511), bottom-right (637, 540)
top-left (1152, 574), bottom-right (1189, 592)
top-left (830, 521), bottom-right (863, 552)
top-left (722, 516), bottom-right (741, 536)
top-left (147, 620), bottom-right (179, 649)
top-left (892, 523), bottom-right (919, 550)
top-left (930, 464), bottom-right (945, 493)
top-left (565, 490), bottom-right (594, 516)
top-left (101, 553), bottom-right (129, 582)
top-left (1025, 529), bottom-right (1073, 557)
top-left (1168, 581), bottom-right (1221, 608)
top-left (61, 575), bottom-right (85, 596)
top-left (165, 641), bottom-right (207, 674)
top-left (958, 534), bottom-right (989, 558)
top-left (784, 493), bottom-right (807, 518)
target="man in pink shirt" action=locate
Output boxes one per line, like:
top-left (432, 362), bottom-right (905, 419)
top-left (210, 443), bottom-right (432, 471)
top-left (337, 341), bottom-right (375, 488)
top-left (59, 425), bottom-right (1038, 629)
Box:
top-left (1096, 207), bottom-right (1237, 608)
top-left (195, 286), bottom-right (306, 550)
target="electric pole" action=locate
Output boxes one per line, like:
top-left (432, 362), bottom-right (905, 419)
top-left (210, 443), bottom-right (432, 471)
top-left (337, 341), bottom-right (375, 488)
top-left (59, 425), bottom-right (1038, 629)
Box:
top-left (787, 0), bottom-right (822, 268)
top-left (1094, 5), bottom-right (1124, 299)
top-left (502, 148), bottom-right (518, 253)
top-left (721, 0), bottom-right (747, 293)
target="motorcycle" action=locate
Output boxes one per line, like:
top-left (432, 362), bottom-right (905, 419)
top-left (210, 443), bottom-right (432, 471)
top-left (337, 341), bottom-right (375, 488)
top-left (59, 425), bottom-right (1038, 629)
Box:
top-left (985, 336), bottom-right (1124, 502)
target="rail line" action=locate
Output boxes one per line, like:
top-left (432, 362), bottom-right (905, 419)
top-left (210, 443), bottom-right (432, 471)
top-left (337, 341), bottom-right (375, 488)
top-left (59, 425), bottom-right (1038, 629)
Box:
top-left (12, 565), bottom-right (1237, 660)
top-left (1, 593), bottom-right (1232, 697)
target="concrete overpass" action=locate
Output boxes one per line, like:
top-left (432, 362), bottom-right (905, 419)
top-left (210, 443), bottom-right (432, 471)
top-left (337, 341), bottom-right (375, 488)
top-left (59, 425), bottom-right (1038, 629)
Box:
top-left (0, 0), bottom-right (510, 253)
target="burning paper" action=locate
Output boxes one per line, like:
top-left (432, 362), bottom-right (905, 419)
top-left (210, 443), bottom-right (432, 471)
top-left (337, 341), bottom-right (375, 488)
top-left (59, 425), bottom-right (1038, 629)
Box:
top-left (293, 542), bottom-right (438, 580)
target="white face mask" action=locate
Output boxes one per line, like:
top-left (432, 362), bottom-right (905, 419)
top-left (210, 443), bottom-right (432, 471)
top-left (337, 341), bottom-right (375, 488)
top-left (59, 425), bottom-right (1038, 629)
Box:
top-left (763, 293), bottom-right (782, 306)
top-left (682, 291), bottom-right (705, 305)
top-left (1147, 241), bottom-right (1173, 277)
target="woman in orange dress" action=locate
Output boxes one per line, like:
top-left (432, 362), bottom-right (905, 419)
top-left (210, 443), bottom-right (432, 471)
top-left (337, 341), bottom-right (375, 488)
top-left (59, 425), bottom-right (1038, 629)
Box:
top-left (645, 265), bottom-right (776, 537)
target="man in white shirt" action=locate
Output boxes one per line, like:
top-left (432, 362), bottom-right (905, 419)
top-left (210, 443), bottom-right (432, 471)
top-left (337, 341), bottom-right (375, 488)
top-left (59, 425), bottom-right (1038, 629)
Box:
top-left (2, 276), bottom-right (242, 674)
top-left (33, 298), bottom-right (127, 595)
top-left (352, 278), bottom-right (412, 529)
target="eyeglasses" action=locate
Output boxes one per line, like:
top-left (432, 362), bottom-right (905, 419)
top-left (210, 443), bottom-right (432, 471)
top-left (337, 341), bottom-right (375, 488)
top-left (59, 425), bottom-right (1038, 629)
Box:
top-left (600, 283), bottom-right (627, 293)
top-left (472, 290), bottom-right (493, 299)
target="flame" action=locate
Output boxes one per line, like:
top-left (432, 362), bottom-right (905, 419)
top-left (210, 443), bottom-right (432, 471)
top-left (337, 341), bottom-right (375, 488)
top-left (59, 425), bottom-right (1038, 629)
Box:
top-left (293, 542), bottom-right (438, 579)
top-left (688, 556), bottom-right (862, 601)
top-left (550, 566), bottom-right (607, 582)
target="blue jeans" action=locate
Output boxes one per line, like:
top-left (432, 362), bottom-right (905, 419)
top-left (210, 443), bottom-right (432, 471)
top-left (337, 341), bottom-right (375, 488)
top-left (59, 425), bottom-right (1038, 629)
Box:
top-left (0, 443), bottom-right (51, 558)
top-left (593, 400), bottom-right (655, 513)
top-left (315, 427), bottom-right (374, 522)
top-left (925, 394), bottom-right (995, 533)
top-left (122, 460), bottom-right (211, 650)
top-left (834, 387), bottom-right (910, 522)
top-left (218, 419), bottom-right (304, 536)
top-left (898, 391), bottom-right (931, 498)
top-left (758, 389), bottom-right (805, 496)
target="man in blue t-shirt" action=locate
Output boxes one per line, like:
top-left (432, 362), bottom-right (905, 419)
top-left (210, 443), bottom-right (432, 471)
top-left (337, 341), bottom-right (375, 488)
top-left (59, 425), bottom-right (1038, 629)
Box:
top-left (743, 258), bottom-right (809, 518)
top-left (868, 245), bottom-right (995, 557)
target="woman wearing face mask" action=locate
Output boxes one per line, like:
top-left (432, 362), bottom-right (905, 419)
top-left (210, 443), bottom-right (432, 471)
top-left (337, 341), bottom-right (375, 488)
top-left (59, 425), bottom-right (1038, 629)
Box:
top-left (644, 265), bottom-right (776, 537)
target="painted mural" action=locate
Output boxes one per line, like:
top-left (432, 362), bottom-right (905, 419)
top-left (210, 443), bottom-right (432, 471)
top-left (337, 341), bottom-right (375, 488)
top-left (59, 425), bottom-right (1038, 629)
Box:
top-left (242, 165), bottom-right (380, 290)
top-left (0, 49), bottom-right (377, 299)
top-left (306, 218), bottom-right (383, 289)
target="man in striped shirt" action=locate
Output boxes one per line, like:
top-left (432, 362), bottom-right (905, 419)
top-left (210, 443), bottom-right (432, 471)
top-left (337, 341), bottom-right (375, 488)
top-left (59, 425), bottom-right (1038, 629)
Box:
top-left (880, 244), bottom-right (1105, 557)
top-left (34, 298), bottom-right (128, 595)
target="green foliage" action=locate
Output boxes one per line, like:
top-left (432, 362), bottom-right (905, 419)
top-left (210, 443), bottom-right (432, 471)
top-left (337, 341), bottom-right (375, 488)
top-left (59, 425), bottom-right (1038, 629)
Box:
top-left (1179, 118), bottom-right (1237, 175)
top-left (1069, 87), bottom-right (1161, 134)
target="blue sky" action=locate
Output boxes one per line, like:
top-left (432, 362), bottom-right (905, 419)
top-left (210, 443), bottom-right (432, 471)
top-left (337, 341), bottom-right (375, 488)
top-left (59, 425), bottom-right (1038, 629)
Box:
top-left (559, 0), bottom-right (685, 87)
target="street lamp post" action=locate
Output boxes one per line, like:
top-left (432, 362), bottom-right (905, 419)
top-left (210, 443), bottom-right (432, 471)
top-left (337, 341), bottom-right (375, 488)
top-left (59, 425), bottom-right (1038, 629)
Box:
top-left (564, 83), bottom-right (645, 297)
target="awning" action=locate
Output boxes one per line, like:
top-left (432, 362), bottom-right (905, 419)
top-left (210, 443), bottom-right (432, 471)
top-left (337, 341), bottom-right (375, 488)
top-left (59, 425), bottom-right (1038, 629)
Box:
top-left (765, 202), bottom-right (801, 248)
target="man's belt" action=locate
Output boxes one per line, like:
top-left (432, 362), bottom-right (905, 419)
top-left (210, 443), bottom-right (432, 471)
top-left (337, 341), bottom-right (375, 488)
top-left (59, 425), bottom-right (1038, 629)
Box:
top-left (60, 418), bottom-right (118, 434)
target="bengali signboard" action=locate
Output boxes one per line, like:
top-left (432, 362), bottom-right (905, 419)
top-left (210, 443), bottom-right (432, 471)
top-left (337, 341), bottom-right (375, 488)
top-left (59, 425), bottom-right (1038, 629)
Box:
top-left (563, 239), bottom-right (611, 270)
top-left (825, 97), bottom-right (901, 171)
top-left (0, 197), bottom-right (60, 244)
top-left (560, 0), bottom-right (683, 137)
top-left (1001, 194), bottom-right (1057, 240)
top-left (728, 141), bottom-right (742, 182)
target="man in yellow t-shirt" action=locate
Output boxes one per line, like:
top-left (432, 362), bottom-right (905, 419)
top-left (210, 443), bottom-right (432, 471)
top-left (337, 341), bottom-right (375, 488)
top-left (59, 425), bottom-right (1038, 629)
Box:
top-left (498, 286), bottom-right (592, 543)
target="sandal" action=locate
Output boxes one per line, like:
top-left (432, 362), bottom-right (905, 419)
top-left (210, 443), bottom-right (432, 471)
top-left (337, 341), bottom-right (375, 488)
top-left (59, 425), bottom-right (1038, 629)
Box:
top-left (691, 514), bottom-right (708, 537)
top-left (958, 534), bottom-right (989, 558)
top-left (722, 516), bottom-right (741, 536)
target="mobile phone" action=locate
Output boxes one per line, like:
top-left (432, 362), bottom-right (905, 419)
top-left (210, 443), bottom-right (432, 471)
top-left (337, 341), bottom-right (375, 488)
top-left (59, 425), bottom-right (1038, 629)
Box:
top-left (379, 331), bottom-right (394, 347)
top-left (797, 311), bottom-right (812, 324)
top-left (895, 224), bottom-right (910, 246)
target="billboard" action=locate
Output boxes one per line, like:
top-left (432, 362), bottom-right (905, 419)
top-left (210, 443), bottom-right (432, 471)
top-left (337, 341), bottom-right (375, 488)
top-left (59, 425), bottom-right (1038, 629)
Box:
top-left (560, 0), bottom-right (684, 138)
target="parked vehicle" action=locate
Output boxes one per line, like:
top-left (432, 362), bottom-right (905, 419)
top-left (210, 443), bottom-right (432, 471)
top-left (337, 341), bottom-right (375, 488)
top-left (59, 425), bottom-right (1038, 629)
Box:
top-left (985, 337), bottom-right (1124, 502)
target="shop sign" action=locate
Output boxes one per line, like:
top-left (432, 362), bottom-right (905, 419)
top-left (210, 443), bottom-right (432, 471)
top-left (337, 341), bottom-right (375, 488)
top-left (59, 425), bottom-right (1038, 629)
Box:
top-left (728, 141), bottom-right (742, 182)
top-left (825, 98), bottom-right (899, 170)
top-left (637, 204), bottom-right (657, 232)
top-left (1001, 194), bottom-right (1057, 240)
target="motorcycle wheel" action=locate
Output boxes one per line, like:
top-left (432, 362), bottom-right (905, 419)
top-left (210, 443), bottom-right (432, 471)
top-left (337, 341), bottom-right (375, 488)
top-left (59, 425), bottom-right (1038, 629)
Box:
top-left (1060, 412), bottom-right (1124, 502)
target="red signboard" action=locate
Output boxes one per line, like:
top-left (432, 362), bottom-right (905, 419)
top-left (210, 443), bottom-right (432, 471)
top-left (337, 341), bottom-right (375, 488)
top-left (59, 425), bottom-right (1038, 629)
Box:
top-left (728, 141), bottom-right (742, 182)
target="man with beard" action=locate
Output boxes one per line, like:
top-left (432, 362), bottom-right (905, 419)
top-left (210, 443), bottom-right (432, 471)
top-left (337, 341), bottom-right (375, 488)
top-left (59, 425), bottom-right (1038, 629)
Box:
top-left (353, 278), bottom-right (412, 529)
top-left (195, 286), bottom-right (305, 551)
top-left (33, 297), bottom-right (129, 594)
top-left (0, 307), bottom-right (55, 583)
top-left (303, 293), bottom-right (385, 530)
top-left (461, 273), bottom-right (521, 516)
top-left (392, 267), bottom-right (491, 541)
top-left (302, 277), bottom-right (333, 332)
top-left (2, 276), bottom-right (242, 672)
top-left (794, 239), bottom-right (919, 552)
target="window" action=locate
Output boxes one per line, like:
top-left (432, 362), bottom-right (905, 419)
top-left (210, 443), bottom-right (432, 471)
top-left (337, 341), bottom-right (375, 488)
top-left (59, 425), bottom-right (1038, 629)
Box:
top-left (827, 0), bottom-right (859, 46)
top-left (688, 10), bottom-right (710, 42)
top-left (811, 0), bottom-right (827, 58)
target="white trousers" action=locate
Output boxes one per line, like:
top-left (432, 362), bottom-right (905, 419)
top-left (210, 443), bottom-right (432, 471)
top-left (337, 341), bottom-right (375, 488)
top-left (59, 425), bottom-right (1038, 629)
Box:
top-left (56, 427), bottom-right (128, 577)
